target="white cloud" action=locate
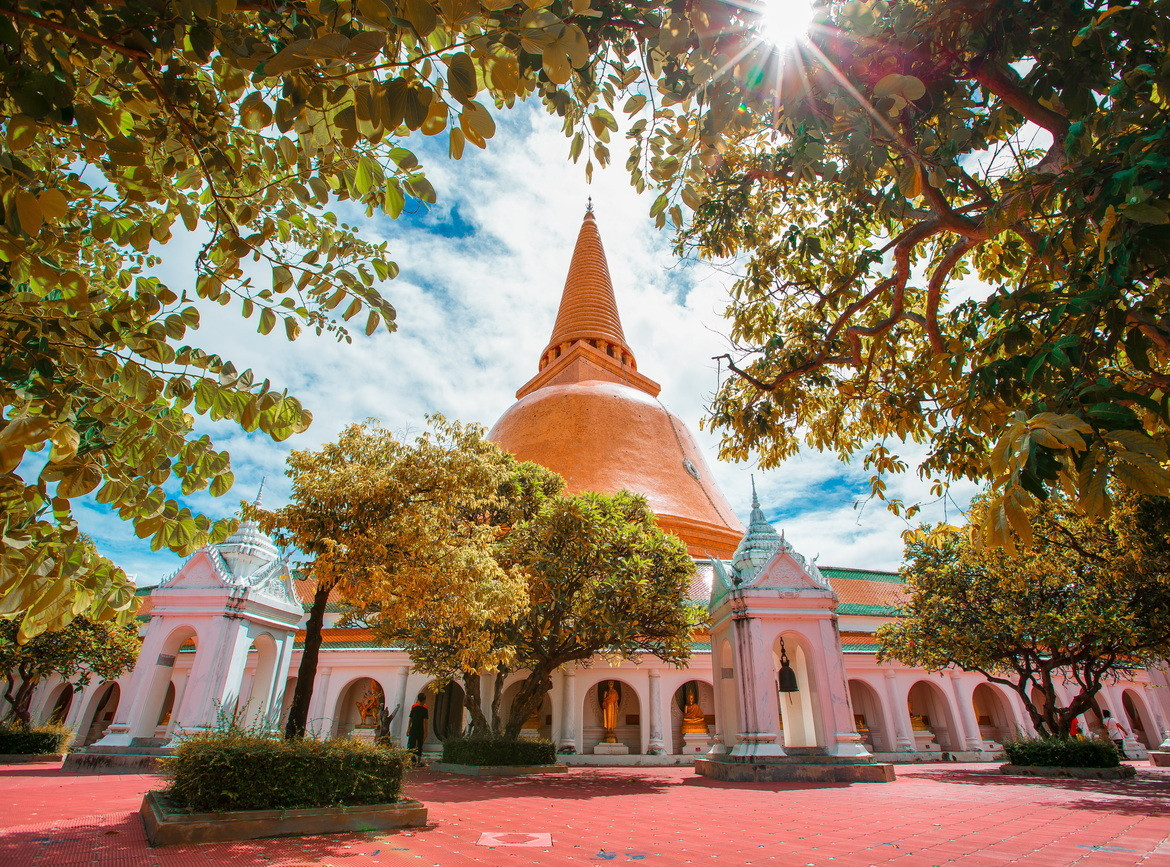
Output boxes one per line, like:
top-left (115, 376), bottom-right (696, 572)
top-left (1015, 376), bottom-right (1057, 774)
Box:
top-left (76, 101), bottom-right (977, 583)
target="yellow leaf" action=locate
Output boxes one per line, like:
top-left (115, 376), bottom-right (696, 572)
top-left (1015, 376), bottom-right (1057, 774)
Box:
top-left (15, 190), bottom-right (43, 235)
top-left (6, 114), bottom-right (37, 151)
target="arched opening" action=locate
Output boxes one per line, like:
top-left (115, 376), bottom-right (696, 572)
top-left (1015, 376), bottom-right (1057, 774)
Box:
top-left (501, 681), bottom-right (552, 741)
top-left (907, 680), bottom-right (960, 752)
top-left (671, 680), bottom-right (714, 754)
top-left (423, 680), bottom-right (466, 750)
top-left (1122, 689), bottom-right (1157, 750)
top-left (81, 683), bottom-right (121, 746)
top-left (848, 680), bottom-right (890, 752)
top-left (583, 679), bottom-right (641, 753)
top-left (237, 633), bottom-right (279, 729)
top-left (333, 677), bottom-right (387, 739)
top-left (972, 684), bottom-right (1015, 746)
top-left (1084, 697), bottom-right (1107, 739)
top-left (772, 633), bottom-right (822, 748)
top-left (155, 682), bottom-right (176, 734)
top-left (135, 626), bottom-right (198, 740)
top-left (716, 639), bottom-right (738, 748)
top-left (279, 677), bottom-right (297, 728)
top-left (44, 683), bottom-right (74, 726)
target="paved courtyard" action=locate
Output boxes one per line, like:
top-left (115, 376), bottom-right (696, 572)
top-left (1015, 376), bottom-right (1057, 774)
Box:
top-left (0, 761), bottom-right (1167, 866)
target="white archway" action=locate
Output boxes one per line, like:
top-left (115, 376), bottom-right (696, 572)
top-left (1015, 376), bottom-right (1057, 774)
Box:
top-left (773, 632), bottom-right (822, 748)
top-left (80, 683), bottom-right (121, 747)
top-left (1123, 689), bottom-right (1157, 750)
top-left (422, 680), bottom-right (466, 750)
top-left (501, 680), bottom-right (552, 740)
top-left (129, 625), bottom-right (199, 740)
top-left (907, 680), bottom-right (961, 751)
top-left (582, 678), bottom-right (641, 753)
top-left (237, 632), bottom-right (280, 728)
top-left (333, 677), bottom-right (388, 738)
top-left (670, 679), bottom-right (714, 754)
top-left (972, 683), bottom-right (1017, 745)
top-left (849, 680), bottom-right (891, 752)
top-left (42, 683), bottom-right (74, 726)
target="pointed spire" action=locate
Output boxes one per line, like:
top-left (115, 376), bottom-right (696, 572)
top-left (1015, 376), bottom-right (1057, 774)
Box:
top-left (253, 477), bottom-right (265, 510)
top-left (731, 486), bottom-right (786, 584)
top-left (539, 206), bottom-right (634, 369)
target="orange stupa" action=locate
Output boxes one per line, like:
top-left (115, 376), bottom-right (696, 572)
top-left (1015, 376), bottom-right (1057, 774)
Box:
top-left (488, 206), bottom-right (745, 558)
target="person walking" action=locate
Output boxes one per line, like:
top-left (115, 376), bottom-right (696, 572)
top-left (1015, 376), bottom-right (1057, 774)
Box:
top-left (407, 693), bottom-right (429, 765)
top-left (1102, 709), bottom-right (1130, 759)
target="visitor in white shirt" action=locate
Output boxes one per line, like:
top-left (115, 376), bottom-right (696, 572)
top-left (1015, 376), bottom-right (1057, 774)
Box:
top-left (1101, 710), bottom-right (1130, 758)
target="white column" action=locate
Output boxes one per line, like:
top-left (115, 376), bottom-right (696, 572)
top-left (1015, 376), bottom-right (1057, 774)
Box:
top-left (647, 669), bottom-right (665, 755)
top-left (948, 673), bottom-right (983, 751)
top-left (173, 617), bottom-right (252, 735)
top-left (95, 620), bottom-right (176, 746)
top-left (305, 666), bottom-right (333, 737)
top-left (819, 618), bottom-right (869, 758)
top-left (558, 669), bottom-right (578, 754)
top-left (393, 666), bottom-right (411, 744)
top-left (729, 613), bottom-right (785, 758)
top-left (883, 671), bottom-right (914, 751)
top-left (1143, 682), bottom-right (1170, 749)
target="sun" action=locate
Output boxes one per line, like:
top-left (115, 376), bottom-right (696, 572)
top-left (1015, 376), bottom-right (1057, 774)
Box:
top-left (757, 0), bottom-right (816, 49)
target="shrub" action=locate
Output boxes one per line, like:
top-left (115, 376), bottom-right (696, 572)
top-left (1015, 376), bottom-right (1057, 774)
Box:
top-left (166, 733), bottom-right (411, 812)
top-left (1003, 736), bottom-right (1120, 768)
top-left (442, 737), bottom-right (557, 766)
top-left (0, 723), bottom-right (74, 755)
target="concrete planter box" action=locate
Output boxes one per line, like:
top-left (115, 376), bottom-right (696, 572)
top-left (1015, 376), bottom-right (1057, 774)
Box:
top-left (1148, 751), bottom-right (1170, 768)
top-left (140, 790), bottom-right (427, 846)
top-left (695, 756), bottom-right (896, 783)
top-left (0, 753), bottom-right (65, 764)
top-left (430, 762), bottom-right (568, 776)
top-left (1000, 763), bottom-right (1137, 780)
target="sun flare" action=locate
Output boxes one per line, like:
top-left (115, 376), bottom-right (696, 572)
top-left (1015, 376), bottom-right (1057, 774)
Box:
top-left (758, 0), bottom-right (816, 48)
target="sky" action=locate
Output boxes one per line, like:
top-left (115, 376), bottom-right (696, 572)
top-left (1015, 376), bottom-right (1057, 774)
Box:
top-left (74, 99), bottom-right (979, 585)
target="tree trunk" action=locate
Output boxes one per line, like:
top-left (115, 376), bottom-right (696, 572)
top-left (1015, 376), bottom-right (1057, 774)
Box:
top-left (503, 669), bottom-right (552, 740)
top-left (284, 582), bottom-right (333, 740)
top-left (463, 672), bottom-right (491, 737)
top-left (489, 668), bottom-right (506, 737)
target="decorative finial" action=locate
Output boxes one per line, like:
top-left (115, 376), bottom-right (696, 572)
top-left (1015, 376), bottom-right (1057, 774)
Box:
top-left (254, 477), bottom-right (266, 509)
top-left (750, 475), bottom-right (759, 509)
top-left (586, 196), bottom-right (593, 213)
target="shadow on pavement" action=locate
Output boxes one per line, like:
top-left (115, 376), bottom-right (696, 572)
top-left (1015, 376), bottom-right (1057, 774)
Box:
top-left (907, 767), bottom-right (1170, 815)
top-left (406, 767), bottom-right (679, 804)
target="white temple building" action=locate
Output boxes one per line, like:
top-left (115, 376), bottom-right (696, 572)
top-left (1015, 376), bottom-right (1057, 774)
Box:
top-left (34, 209), bottom-right (1170, 765)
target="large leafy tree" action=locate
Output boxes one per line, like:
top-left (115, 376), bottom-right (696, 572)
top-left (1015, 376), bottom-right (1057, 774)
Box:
top-left (667, 0), bottom-right (1170, 542)
top-left (379, 489), bottom-right (699, 741)
top-left (0, 0), bottom-right (697, 626)
top-left (0, 613), bottom-right (140, 726)
top-left (878, 492), bottom-right (1170, 738)
top-left (255, 416), bottom-right (533, 738)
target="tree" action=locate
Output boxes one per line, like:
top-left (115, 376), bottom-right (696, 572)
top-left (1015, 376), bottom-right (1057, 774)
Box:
top-left (666, 0), bottom-right (1170, 542)
top-left (877, 492), bottom-right (1170, 737)
top-left (0, 613), bottom-right (139, 726)
top-left (378, 489), bottom-right (699, 741)
top-left (256, 416), bottom-right (532, 738)
top-left (1, 0), bottom-right (687, 621)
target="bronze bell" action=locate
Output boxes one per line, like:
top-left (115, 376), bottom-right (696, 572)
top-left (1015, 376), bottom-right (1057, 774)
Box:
top-left (777, 638), bottom-right (799, 693)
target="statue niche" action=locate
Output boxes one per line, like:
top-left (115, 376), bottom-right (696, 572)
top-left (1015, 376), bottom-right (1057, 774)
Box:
top-left (600, 680), bottom-right (621, 743)
top-left (355, 682), bottom-right (385, 728)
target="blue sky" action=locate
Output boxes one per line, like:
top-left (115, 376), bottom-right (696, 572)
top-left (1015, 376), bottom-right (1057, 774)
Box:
top-left (71, 100), bottom-right (978, 585)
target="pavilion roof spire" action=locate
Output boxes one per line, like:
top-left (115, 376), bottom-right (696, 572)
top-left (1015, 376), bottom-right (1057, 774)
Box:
top-left (539, 205), bottom-right (633, 367)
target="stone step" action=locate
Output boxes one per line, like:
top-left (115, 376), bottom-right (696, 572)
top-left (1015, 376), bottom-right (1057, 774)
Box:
top-left (83, 745), bottom-right (175, 756)
top-left (131, 737), bottom-right (170, 748)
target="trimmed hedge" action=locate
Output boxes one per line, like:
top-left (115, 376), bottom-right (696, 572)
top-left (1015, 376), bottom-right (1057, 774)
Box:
top-left (1004, 736), bottom-right (1120, 768)
top-left (441, 737), bottom-right (557, 766)
top-left (0, 724), bottom-right (74, 755)
top-left (166, 734), bottom-right (411, 812)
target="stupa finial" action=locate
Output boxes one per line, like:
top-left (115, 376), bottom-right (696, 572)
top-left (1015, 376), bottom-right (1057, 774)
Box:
top-left (253, 477), bottom-right (266, 509)
top-left (751, 475), bottom-right (759, 509)
top-left (586, 196), bottom-right (593, 213)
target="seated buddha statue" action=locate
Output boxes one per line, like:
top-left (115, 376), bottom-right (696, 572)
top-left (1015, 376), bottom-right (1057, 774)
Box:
top-left (681, 687), bottom-right (708, 734)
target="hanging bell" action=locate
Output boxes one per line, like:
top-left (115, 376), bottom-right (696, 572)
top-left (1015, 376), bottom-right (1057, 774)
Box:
top-left (777, 638), bottom-right (799, 693)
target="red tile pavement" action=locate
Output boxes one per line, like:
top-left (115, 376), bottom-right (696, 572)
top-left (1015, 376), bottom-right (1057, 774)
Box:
top-left (0, 761), bottom-right (1168, 866)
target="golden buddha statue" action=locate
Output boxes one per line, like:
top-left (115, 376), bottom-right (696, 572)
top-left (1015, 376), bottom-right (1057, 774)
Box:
top-left (681, 686), bottom-right (708, 734)
top-left (601, 681), bottom-right (620, 743)
top-left (910, 714), bottom-right (930, 731)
